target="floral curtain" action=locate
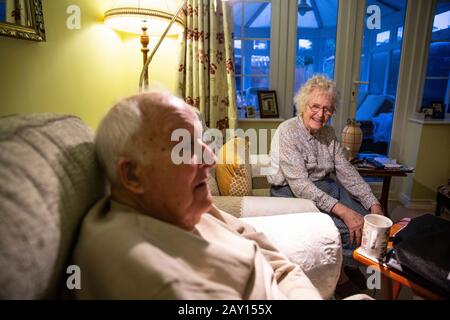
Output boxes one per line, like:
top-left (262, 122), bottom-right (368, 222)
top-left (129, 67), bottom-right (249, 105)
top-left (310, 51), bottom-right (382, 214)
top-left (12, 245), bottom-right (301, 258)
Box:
top-left (177, 0), bottom-right (237, 130)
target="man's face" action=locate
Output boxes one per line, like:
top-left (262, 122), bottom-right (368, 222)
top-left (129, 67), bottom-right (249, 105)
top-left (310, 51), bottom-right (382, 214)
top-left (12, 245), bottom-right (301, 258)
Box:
top-left (302, 89), bottom-right (334, 134)
top-left (137, 97), bottom-right (216, 230)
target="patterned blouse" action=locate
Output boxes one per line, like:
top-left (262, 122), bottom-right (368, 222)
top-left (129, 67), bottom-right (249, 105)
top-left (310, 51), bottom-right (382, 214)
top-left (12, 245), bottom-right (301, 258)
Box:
top-left (268, 116), bottom-right (379, 213)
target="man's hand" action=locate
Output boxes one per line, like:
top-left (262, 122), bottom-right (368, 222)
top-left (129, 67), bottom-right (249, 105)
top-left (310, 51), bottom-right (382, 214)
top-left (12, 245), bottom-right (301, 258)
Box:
top-left (331, 203), bottom-right (364, 246)
top-left (370, 204), bottom-right (384, 215)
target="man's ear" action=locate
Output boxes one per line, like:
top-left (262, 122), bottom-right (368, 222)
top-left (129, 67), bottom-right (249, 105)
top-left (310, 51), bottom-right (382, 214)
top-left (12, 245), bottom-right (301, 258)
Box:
top-left (116, 158), bottom-right (145, 194)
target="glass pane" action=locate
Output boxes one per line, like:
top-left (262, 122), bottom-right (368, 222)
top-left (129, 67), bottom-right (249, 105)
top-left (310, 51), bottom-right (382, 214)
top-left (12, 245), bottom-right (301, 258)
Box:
top-left (420, 2), bottom-right (450, 112)
top-left (357, 0), bottom-right (407, 156)
top-left (294, 0), bottom-right (338, 97)
top-left (233, 1), bottom-right (272, 118)
top-left (387, 49), bottom-right (401, 96)
top-left (0, 1), bottom-right (5, 22)
top-left (431, 2), bottom-right (450, 41)
top-left (233, 2), bottom-right (243, 38)
top-left (243, 2), bottom-right (271, 38)
top-left (235, 76), bottom-right (243, 101)
top-left (422, 79), bottom-right (449, 108)
top-left (234, 40), bottom-right (242, 75)
top-left (397, 26), bottom-right (403, 41)
top-left (426, 42), bottom-right (450, 77)
top-left (369, 52), bottom-right (388, 95)
top-left (242, 76), bottom-right (269, 114)
top-left (243, 40), bottom-right (270, 75)
top-left (376, 30), bottom-right (390, 46)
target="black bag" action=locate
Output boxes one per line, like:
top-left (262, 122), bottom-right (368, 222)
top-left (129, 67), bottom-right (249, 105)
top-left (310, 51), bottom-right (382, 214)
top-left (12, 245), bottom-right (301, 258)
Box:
top-left (393, 214), bottom-right (450, 296)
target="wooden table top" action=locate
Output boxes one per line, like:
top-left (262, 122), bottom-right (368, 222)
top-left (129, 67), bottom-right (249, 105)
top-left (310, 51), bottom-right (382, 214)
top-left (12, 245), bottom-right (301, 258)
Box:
top-left (355, 167), bottom-right (413, 177)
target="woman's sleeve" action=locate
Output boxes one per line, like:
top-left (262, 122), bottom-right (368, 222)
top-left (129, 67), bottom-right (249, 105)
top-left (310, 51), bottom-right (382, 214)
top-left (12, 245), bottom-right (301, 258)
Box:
top-left (278, 129), bottom-right (338, 213)
top-left (332, 130), bottom-right (380, 210)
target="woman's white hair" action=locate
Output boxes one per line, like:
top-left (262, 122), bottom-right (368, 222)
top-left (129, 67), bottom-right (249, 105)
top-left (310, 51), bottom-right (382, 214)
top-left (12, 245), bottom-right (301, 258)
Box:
top-left (95, 97), bottom-right (144, 184)
top-left (294, 74), bottom-right (340, 116)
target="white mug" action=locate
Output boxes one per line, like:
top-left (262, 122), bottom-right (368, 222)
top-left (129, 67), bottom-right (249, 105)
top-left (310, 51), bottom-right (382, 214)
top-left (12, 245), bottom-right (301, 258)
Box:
top-left (360, 214), bottom-right (393, 260)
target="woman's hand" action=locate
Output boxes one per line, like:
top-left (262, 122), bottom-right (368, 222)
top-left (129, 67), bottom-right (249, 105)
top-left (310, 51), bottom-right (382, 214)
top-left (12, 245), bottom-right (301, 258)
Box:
top-left (370, 204), bottom-right (384, 215)
top-left (331, 203), bottom-right (364, 246)
top-left (341, 210), bottom-right (364, 246)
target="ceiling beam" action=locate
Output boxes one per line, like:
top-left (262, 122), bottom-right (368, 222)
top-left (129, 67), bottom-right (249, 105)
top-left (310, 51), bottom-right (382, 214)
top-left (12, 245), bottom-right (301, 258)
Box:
top-left (377, 0), bottom-right (401, 11)
top-left (245, 2), bottom-right (269, 28)
top-left (310, 0), bottom-right (323, 28)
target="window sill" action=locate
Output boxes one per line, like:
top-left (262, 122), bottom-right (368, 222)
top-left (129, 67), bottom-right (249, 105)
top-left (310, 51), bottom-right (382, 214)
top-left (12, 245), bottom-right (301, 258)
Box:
top-left (238, 118), bottom-right (285, 123)
top-left (408, 114), bottom-right (450, 125)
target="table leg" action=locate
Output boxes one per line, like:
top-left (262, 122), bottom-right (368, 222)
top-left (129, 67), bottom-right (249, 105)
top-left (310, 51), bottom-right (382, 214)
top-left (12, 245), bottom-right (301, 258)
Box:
top-left (380, 176), bottom-right (391, 218)
top-left (392, 280), bottom-right (402, 300)
top-left (435, 192), bottom-right (442, 216)
top-left (381, 273), bottom-right (393, 300)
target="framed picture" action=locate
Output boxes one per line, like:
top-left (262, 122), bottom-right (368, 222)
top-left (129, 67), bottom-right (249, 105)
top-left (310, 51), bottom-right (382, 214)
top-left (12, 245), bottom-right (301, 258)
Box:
top-left (257, 90), bottom-right (279, 118)
top-left (422, 107), bottom-right (434, 119)
top-left (246, 106), bottom-right (255, 118)
top-left (431, 101), bottom-right (445, 119)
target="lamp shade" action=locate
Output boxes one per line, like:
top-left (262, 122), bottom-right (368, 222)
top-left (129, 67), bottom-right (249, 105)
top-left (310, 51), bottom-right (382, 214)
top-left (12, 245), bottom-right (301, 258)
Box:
top-left (104, 0), bottom-right (184, 35)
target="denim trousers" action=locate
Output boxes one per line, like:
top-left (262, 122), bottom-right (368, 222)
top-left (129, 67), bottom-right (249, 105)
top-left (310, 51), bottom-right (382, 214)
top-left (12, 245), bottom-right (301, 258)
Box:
top-left (271, 177), bottom-right (369, 268)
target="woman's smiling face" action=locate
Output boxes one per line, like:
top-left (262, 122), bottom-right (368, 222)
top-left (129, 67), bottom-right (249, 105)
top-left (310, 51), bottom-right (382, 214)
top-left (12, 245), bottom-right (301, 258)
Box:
top-left (302, 89), bottom-right (334, 134)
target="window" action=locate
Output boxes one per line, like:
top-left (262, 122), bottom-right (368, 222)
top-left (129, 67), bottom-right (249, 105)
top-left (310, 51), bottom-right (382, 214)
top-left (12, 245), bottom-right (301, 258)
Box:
top-left (233, 0), bottom-right (272, 118)
top-left (376, 30), bottom-right (391, 46)
top-left (421, 1), bottom-right (450, 113)
top-left (397, 26), bottom-right (403, 41)
top-left (356, 0), bottom-right (408, 156)
top-left (293, 0), bottom-right (338, 114)
top-left (0, 0), bottom-right (5, 22)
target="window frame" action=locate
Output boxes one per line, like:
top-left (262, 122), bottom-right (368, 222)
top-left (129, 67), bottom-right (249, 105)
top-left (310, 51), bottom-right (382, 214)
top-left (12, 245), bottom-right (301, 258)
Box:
top-left (233, 0), bottom-right (280, 118)
top-left (422, 2), bottom-right (450, 112)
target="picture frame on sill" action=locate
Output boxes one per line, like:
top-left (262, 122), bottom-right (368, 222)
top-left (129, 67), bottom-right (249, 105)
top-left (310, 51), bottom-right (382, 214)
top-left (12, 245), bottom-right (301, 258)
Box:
top-left (246, 106), bottom-right (255, 118)
top-left (257, 90), bottom-right (279, 118)
top-left (422, 107), bottom-right (434, 119)
top-left (431, 101), bottom-right (445, 119)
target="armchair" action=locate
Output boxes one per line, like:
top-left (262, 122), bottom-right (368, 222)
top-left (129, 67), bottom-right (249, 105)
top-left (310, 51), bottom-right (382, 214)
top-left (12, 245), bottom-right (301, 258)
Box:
top-left (0, 113), bottom-right (342, 300)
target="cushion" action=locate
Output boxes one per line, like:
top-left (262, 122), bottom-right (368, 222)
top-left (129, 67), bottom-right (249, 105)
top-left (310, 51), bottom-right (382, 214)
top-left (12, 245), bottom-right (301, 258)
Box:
top-left (372, 112), bottom-right (393, 143)
top-left (207, 168), bottom-right (220, 196)
top-left (356, 95), bottom-right (394, 122)
top-left (216, 137), bottom-right (252, 196)
top-left (0, 113), bottom-right (107, 299)
top-left (240, 212), bottom-right (342, 299)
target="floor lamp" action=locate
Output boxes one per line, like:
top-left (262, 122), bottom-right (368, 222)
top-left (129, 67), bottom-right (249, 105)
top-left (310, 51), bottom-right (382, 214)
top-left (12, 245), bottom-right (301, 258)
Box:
top-left (104, 0), bottom-right (186, 91)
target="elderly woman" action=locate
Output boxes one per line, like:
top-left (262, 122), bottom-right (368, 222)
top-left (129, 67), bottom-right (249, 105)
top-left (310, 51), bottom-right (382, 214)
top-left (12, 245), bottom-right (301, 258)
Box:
top-left (268, 75), bottom-right (383, 285)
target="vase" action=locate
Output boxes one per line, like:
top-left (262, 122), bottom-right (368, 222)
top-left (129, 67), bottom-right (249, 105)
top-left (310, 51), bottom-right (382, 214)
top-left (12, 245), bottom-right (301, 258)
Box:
top-left (341, 118), bottom-right (363, 161)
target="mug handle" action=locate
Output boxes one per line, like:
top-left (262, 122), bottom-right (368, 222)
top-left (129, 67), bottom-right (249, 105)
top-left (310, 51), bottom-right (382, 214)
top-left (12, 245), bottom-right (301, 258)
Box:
top-left (368, 230), bottom-right (378, 250)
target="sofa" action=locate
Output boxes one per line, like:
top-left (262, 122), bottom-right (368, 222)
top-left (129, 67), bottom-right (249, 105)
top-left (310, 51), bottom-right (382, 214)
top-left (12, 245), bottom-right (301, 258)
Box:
top-left (356, 94), bottom-right (395, 155)
top-left (0, 113), bottom-right (342, 299)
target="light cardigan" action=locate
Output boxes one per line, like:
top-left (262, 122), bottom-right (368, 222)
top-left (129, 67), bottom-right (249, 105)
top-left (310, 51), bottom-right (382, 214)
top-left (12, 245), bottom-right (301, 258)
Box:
top-left (73, 197), bottom-right (322, 299)
top-left (268, 116), bottom-right (379, 212)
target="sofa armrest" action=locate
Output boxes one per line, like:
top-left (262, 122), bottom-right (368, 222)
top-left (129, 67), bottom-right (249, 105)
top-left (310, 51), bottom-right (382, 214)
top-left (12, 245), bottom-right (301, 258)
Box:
top-left (241, 196), bottom-right (320, 218)
top-left (212, 196), bottom-right (243, 218)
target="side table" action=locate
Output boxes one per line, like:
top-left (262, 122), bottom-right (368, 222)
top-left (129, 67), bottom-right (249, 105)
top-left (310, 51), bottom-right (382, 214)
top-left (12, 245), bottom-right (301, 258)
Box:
top-left (353, 220), bottom-right (446, 300)
top-left (356, 167), bottom-right (413, 218)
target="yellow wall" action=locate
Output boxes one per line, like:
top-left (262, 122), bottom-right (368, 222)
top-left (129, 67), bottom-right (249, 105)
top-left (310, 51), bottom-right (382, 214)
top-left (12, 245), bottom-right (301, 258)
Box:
top-left (411, 124), bottom-right (450, 199)
top-left (0, 0), bottom-right (181, 129)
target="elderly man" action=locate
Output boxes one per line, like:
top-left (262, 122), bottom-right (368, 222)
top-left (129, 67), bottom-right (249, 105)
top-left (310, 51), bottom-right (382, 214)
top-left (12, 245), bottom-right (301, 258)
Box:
top-left (73, 91), bottom-right (329, 299)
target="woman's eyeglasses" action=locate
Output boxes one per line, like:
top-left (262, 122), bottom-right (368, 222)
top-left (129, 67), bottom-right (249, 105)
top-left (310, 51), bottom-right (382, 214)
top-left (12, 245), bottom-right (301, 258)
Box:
top-left (308, 104), bottom-right (334, 116)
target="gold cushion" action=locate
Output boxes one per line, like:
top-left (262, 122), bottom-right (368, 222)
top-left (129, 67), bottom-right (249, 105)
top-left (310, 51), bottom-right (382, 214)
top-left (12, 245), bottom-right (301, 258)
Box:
top-left (216, 137), bottom-right (252, 196)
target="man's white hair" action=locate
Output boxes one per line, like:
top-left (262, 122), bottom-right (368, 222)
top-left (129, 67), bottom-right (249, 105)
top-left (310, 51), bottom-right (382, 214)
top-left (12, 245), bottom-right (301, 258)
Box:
top-left (95, 98), bottom-right (144, 184)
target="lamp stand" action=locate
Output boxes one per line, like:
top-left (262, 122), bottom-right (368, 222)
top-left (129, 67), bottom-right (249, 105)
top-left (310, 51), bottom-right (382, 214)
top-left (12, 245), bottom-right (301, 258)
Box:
top-left (139, 0), bottom-right (186, 92)
top-left (140, 26), bottom-right (150, 90)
